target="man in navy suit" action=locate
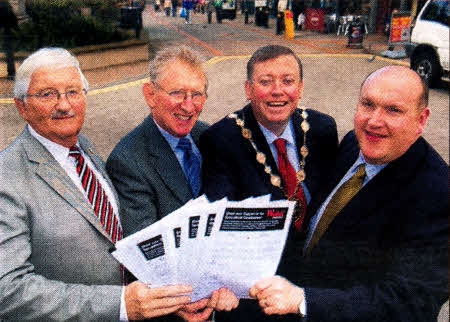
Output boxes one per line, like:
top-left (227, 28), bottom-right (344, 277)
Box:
top-left (200, 45), bottom-right (339, 320)
top-left (201, 45), bottom-right (338, 207)
top-left (250, 66), bottom-right (448, 321)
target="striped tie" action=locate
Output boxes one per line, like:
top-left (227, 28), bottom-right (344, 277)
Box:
top-left (274, 138), bottom-right (306, 232)
top-left (69, 146), bottom-right (122, 244)
top-left (177, 137), bottom-right (201, 197)
top-left (305, 164), bottom-right (366, 256)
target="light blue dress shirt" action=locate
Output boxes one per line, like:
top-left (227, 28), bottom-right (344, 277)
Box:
top-left (154, 122), bottom-right (202, 180)
top-left (304, 153), bottom-right (387, 252)
top-left (258, 118), bottom-right (311, 204)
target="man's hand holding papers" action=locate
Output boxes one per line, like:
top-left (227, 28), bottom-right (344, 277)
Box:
top-left (112, 194), bottom-right (295, 315)
top-left (249, 275), bottom-right (305, 315)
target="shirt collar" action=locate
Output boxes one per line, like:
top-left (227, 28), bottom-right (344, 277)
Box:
top-left (352, 152), bottom-right (388, 181)
top-left (27, 124), bottom-right (75, 159)
top-left (258, 118), bottom-right (295, 146)
top-left (154, 120), bottom-right (194, 152)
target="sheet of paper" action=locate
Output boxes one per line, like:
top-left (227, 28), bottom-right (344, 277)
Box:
top-left (203, 199), bottom-right (295, 298)
top-left (112, 195), bottom-right (294, 302)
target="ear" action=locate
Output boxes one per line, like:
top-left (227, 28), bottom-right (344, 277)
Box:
top-left (15, 98), bottom-right (28, 121)
top-left (297, 80), bottom-right (304, 99)
top-left (142, 82), bottom-right (156, 110)
top-left (244, 80), bottom-right (251, 101)
top-left (416, 107), bottom-right (430, 135)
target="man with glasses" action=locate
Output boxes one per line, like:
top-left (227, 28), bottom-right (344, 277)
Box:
top-left (107, 45), bottom-right (209, 236)
top-left (107, 46), bottom-right (237, 320)
top-left (0, 47), bottom-right (204, 321)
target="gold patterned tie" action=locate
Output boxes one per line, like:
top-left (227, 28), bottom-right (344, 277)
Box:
top-left (305, 164), bottom-right (366, 256)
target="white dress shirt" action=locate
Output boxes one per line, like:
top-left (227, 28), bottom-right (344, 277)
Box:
top-left (258, 118), bottom-right (311, 203)
top-left (27, 125), bottom-right (128, 320)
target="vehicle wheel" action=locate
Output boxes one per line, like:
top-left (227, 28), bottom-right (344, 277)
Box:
top-left (411, 51), bottom-right (442, 88)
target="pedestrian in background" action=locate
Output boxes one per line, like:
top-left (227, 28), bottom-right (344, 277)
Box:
top-left (164, 0), bottom-right (171, 16)
top-left (0, 0), bottom-right (18, 80)
top-left (171, 0), bottom-right (178, 16)
top-left (182, 0), bottom-right (193, 23)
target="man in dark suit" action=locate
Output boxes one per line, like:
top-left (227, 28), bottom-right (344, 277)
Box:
top-left (107, 46), bottom-right (209, 236)
top-left (200, 45), bottom-right (338, 320)
top-left (106, 46), bottom-right (238, 320)
top-left (0, 47), bottom-right (196, 321)
top-left (250, 66), bottom-right (448, 321)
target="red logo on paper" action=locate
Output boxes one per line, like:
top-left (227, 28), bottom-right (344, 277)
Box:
top-left (267, 209), bottom-right (283, 218)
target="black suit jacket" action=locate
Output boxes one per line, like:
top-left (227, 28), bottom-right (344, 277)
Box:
top-left (278, 131), bottom-right (448, 321)
top-left (200, 105), bottom-right (338, 321)
top-left (200, 104), bottom-right (338, 205)
top-left (106, 115), bottom-right (208, 236)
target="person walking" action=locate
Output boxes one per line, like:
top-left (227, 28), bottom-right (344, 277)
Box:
top-left (0, 0), bottom-right (18, 80)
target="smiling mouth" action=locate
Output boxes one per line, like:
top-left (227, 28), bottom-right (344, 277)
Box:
top-left (174, 114), bottom-right (192, 121)
top-left (266, 102), bottom-right (287, 107)
top-left (51, 115), bottom-right (74, 120)
top-left (365, 130), bottom-right (387, 139)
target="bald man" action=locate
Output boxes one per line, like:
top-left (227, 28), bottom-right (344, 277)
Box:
top-left (249, 66), bottom-right (448, 322)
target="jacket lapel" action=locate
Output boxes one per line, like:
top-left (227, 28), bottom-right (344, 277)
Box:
top-left (243, 105), bottom-right (279, 176)
top-left (144, 116), bottom-right (193, 203)
top-left (22, 129), bottom-right (114, 243)
top-left (78, 136), bottom-right (121, 209)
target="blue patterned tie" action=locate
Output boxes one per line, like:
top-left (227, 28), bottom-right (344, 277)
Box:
top-left (177, 137), bottom-right (201, 197)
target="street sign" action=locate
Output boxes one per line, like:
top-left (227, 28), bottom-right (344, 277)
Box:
top-left (389, 11), bottom-right (411, 45)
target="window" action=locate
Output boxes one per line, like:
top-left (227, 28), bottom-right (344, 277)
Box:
top-left (422, 0), bottom-right (449, 26)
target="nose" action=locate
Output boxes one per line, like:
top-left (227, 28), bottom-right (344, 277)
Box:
top-left (55, 93), bottom-right (72, 110)
top-left (367, 108), bottom-right (384, 127)
top-left (180, 95), bottom-right (196, 112)
top-left (271, 80), bottom-right (284, 95)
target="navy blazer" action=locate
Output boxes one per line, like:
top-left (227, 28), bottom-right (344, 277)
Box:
top-left (277, 131), bottom-right (448, 322)
top-left (200, 104), bottom-right (338, 205)
top-left (200, 105), bottom-right (338, 322)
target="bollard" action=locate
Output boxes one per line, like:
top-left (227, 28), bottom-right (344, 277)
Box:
top-left (284, 10), bottom-right (294, 39)
top-left (276, 12), bottom-right (283, 34)
top-left (244, 8), bottom-right (249, 24)
top-left (264, 9), bottom-right (269, 28)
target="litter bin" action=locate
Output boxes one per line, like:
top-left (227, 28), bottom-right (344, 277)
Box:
top-left (346, 17), bottom-right (364, 48)
top-left (120, 7), bottom-right (143, 38)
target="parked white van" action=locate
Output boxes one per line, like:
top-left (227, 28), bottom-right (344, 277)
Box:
top-left (406, 0), bottom-right (449, 87)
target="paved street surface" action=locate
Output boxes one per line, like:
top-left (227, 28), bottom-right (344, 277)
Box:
top-left (1, 4), bottom-right (448, 166)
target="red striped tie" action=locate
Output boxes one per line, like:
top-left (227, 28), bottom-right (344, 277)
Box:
top-left (274, 138), bottom-right (306, 232)
top-left (69, 146), bottom-right (122, 244)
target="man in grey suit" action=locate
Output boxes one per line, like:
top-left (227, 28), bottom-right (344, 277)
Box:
top-left (106, 46), bottom-right (238, 320)
top-left (0, 47), bottom-right (200, 321)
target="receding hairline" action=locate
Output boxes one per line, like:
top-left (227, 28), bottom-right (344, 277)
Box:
top-left (360, 66), bottom-right (429, 109)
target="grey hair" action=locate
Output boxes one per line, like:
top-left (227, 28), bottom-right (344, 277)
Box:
top-left (148, 46), bottom-right (208, 91)
top-left (13, 47), bottom-right (89, 100)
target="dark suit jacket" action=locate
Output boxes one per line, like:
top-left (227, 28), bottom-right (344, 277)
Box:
top-left (200, 104), bottom-right (338, 206)
top-left (277, 131), bottom-right (448, 322)
top-left (106, 115), bottom-right (208, 236)
top-left (200, 104), bottom-right (338, 321)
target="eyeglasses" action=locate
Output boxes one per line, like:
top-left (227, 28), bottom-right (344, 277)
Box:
top-left (153, 82), bottom-right (206, 105)
top-left (26, 88), bottom-right (87, 105)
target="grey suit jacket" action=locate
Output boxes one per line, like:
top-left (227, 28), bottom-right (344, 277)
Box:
top-left (0, 127), bottom-right (123, 321)
top-left (106, 115), bottom-right (208, 236)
